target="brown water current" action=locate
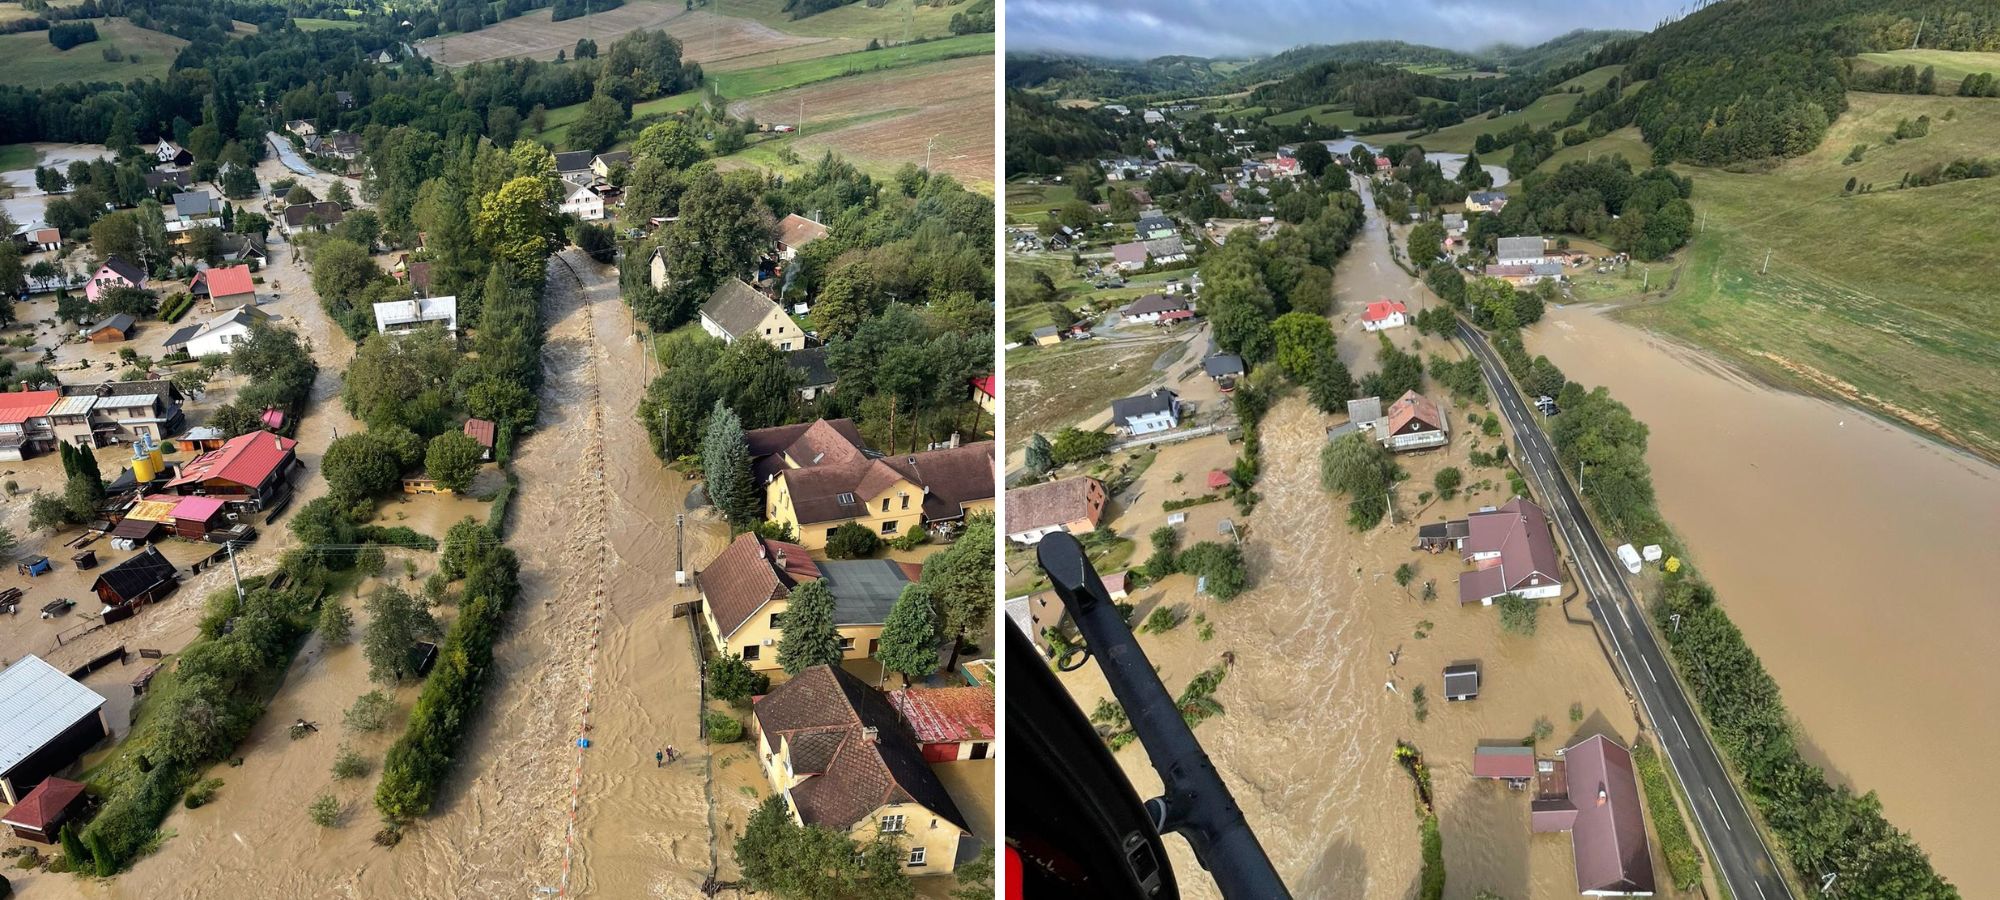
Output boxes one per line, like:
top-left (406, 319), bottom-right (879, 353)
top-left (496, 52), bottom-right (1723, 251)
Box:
top-left (1529, 305), bottom-right (2000, 898)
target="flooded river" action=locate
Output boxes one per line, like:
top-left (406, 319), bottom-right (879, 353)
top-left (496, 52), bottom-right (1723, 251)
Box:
top-left (1529, 305), bottom-right (2000, 898)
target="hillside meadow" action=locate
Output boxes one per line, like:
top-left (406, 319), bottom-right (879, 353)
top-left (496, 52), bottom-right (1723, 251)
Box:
top-left (0, 17), bottom-right (186, 88)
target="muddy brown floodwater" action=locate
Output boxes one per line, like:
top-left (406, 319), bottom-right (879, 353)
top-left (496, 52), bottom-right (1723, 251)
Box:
top-left (1529, 305), bottom-right (2000, 898)
top-left (1059, 395), bottom-right (1649, 900)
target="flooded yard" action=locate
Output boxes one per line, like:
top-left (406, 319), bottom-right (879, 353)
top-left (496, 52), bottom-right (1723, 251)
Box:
top-left (1528, 304), bottom-right (2000, 897)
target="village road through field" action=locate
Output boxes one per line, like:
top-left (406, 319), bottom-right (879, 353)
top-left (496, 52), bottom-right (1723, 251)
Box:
top-left (1456, 321), bottom-right (1796, 900)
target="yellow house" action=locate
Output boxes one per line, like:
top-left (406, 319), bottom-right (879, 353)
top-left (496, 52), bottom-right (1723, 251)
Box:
top-left (695, 532), bottom-right (921, 671)
top-left (747, 420), bottom-right (997, 551)
top-left (752, 665), bottom-right (971, 875)
top-left (701, 278), bottom-right (805, 351)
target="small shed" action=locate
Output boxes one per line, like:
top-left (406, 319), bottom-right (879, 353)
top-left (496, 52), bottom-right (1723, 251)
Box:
top-left (1103, 571), bottom-right (1129, 600)
top-left (178, 426), bottom-right (228, 453)
top-left (1443, 662), bottom-right (1481, 701)
top-left (2, 776), bottom-right (87, 843)
top-left (1472, 744), bottom-right (1536, 785)
top-left (0, 657), bottom-right (110, 805)
top-left (87, 313), bottom-right (136, 343)
top-left (463, 418), bottom-right (496, 460)
top-left (170, 495), bottom-right (228, 539)
top-left (91, 545), bottom-right (178, 608)
top-left (1206, 469), bottom-right (1233, 490)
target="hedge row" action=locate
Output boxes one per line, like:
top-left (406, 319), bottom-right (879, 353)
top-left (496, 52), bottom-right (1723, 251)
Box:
top-left (1632, 738), bottom-right (1703, 890)
top-left (373, 522), bottom-right (522, 822)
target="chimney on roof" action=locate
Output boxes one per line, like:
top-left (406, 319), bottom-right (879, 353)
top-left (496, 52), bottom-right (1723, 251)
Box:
top-left (273, 435), bottom-right (282, 452)
top-left (862, 725), bottom-right (878, 743)
top-left (756, 543), bottom-right (768, 559)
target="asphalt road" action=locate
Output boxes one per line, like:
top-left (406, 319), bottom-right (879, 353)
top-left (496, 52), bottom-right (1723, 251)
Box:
top-left (1455, 322), bottom-right (1796, 900)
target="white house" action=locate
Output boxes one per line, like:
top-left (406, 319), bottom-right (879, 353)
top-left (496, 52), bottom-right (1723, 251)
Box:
top-left (1495, 235), bottom-right (1548, 266)
top-left (173, 307), bottom-right (268, 358)
top-left (1110, 388), bottom-right (1181, 436)
top-left (372, 295), bottom-right (459, 336)
top-left (1361, 299), bottom-right (1407, 331)
top-left (700, 279), bottom-right (802, 351)
top-left (560, 181), bottom-right (605, 221)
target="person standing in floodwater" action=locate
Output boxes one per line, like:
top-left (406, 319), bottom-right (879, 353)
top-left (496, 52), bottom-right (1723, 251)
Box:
top-left (655, 750), bottom-right (664, 768)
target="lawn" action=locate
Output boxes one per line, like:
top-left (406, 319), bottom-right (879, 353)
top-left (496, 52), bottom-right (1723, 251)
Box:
top-left (1534, 125), bottom-right (1653, 174)
top-left (1620, 91), bottom-right (2000, 461)
top-left (1553, 64), bottom-right (1626, 93)
top-left (0, 143), bottom-right (37, 170)
top-left (1005, 179), bottom-right (1078, 223)
top-left (293, 16), bottom-right (362, 30)
top-left (1365, 90), bottom-right (1581, 154)
top-left (1855, 49), bottom-right (2000, 88)
top-left (716, 0), bottom-right (968, 41)
top-left (1265, 103), bottom-right (1397, 130)
top-left (0, 17), bottom-right (187, 88)
top-left (1007, 336), bottom-right (1179, 444)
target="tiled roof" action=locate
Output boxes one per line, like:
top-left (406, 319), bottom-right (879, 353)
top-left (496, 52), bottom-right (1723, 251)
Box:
top-left (463, 418), bottom-right (495, 449)
top-left (0, 776), bottom-right (86, 831)
top-left (1562, 735), bottom-right (1656, 896)
top-left (1460, 497), bottom-right (1561, 599)
top-left (194, 264), bottom-right (255, 298)
top-left (1385, 390), bottom-right (1444, 435)
top-left (753, 666), bottom-right (970, 832)
top-left (0, 390), bottom-right (60, 425)
top-left (695, 533), bottom-right (819, 638)
top-left (1003, 476), bottom-right (1103, 535)
top-left (1362, 299), bottom-right (1407, 322)
top-left (887, 686), bottom-right (995, 744)
top-left (1123, 293), bottom-right (1186, 316)
top-left (1111, 388), bottom-right (1177, 423)
top-left (776, 213), bottom-right (828, 250)
top-left (700, 279), bottom-right (783, 340)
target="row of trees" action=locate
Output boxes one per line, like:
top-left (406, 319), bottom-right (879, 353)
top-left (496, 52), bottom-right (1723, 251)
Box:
top-left (1490, 157), bottom-right (1695, 261)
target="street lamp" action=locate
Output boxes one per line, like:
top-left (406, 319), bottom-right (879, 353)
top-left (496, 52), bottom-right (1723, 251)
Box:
top-left (1669, 612), bottom-right (1681, 635)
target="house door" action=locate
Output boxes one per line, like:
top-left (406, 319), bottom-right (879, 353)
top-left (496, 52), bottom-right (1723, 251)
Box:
top-left (970, 742), bottom-right (989, 760)
top-left (921, 743), bottom-right (958, 763)
top-left (868, 639), bottom-right (880, 655)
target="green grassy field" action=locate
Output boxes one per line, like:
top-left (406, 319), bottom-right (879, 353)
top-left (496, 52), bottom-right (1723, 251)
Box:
top-left (1005, 179), bottom-right (1079, 223)
top-left (1554, 64), bottom-right (1626, 93)
top-left (716, 0), bottom-right (966, 41)
top-left (536, 32), bottom-right (991, 146)
top-left (1365, 90), bottom-right (1581, 153)
top-left (0, 143), bottom-right (37, 170)
top-left (0, 17), bottom-right (187, 88)
top-left (1266, 103), bottom-right (1398, 130)
top-left (1534, 125), bottom-right (1653, 173)
top-left (1855, 49), bottom-right (2000, 87)
top-left (1620, 91), bottom-right (2000, 461)
top-left (294, 16), bottom-right (362, 30)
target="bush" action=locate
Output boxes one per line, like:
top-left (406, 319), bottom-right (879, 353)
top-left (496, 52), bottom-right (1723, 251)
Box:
top-left (333, 745), bottom-right (370, 779)
top-left (1433, 467), bottom-right (1462, 500)
top-left (706, 710), bottom-right (744, 743)
top-left (345, 690), bottom-right (394, 732)
top-left (1634, 738), bottom-right (1703, 890)
top-left (183, 778), bottom-right (223, 809)
top-left (1177, 541), bottom-right (1248, 600)
top-left (1412, 684), bottom-right (1429, 722)
top-left (308, 794), bottom-right (340, 827)
top-left (1497, 594), bottom-right (1538, 635)
top-left (1049, 426), bottom-right (1113, 466)
top-left (1140, 605), bottom-right (1184, 634)
top-left (706, 656), bottom-right (770, 706)
top-left (823, 522), bottom-right (880, 559)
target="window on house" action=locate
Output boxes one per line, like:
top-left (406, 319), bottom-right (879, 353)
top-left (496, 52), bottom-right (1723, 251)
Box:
top-left (769, 613), bottom-right (783, 628)
top-left (881, 497), bottom-right (890, 513)
top-left (741, 645), bottom-right (760, 662)
top-left (907, 847), bottom-right (926, 867)
top-left (879, 814), bottom-right (905, 834)
top-left (825, 528), bottom-right (838, 540)
top-left (880, 520), bottom-right (898, 535)
top-left (839, 637), bottom-right (855, 652)
top-left (900, 493), bottom-right (909, 510)
top-left (836, 492), bottom-right (856, 505)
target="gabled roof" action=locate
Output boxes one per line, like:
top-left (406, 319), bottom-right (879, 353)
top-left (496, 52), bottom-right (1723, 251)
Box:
top-left (753, 666), bottom-right (970, 833)
top-left (280, 201), bottom-right (344, 228)
top-left (173, 191), bottom-right (220, 219)
top-left (1004, 476), bottom-right (1104, 535)
top-left (92, 545), bottom-right (176, 604)
top-left (0, 390), bottom-right (60, 425)
top-left (744, 418), bottom-right (868, 463)
top-left (143, 169), bottom-right (193, 189)
top-left (700, 279), bottom-right (784, 340)
top-left (887, 686), bottom-right (995, 744)
top-left (0, 656), bottom-right (105, 775)
top-left (462, 418), bottom-right (496, 449)
top-left (1472, 745), bottom-right (1535, 779)
top-left (1123, 293), bottom-right (1186, 317)
top-left (193, 264), bottom-right (255, 298)
top-left (0, 776), bottom-right (86, 831)
top-left (98, 256), bottom-right (146, 284)
top-left (695, 533), bottom-right (820, 637)
top-left (1143, 236), bottom-right (1186, 258)
top-left (1560, 735), bottom-right (1656, 896)
top-left (776, 213), bottom-right (829, 250)
top-left (881, 442), bottom-right (995, 523)
top-left (553, 150), bottom-right (594, 173)
top-left (1384, 390), bottom-right (1444, 435)
top-left (91, 313), bottom-right (136, 336)
top-left (165, 430), bottom-right (296, 491)
top-left (592, 150), bottom-right (630, 168)
top-left (786, 346), bottom-right (836, 388)
top-left (1202, 353), bottom-right (1244, 377)
top-left (970, 374), bottom-right (996, 398)
top-left (1362, 299), bottom-right (1407, 322)
top-left (1111, 388), bottom-right (1177, 423)
top-left (1110, 242), bottom-right (1148, 265)
top-left (1496, 235), bottom-right (1544, 261)
top-left (1461, 497), bottom-right (1561, 598)
top-left (373, 295), bottom-right (457, 332)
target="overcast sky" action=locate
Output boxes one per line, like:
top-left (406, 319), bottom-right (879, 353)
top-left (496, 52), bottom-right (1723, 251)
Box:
top-left (1006, 0), bottom-right (1685, 59)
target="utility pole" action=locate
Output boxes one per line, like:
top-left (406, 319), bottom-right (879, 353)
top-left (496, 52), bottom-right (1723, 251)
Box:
top-left (924, 133), bottom-right (940, 172)
top-left (1642, 268), bottom-right (1649, 292)
top-left (674, 513), bottom-right (686, 586)
top-left (1911, 18), bottom-right (1923, 50)
top-left (1761, 248), bottom-right (1772, 275)
top-left (226, 541), bottom-right (245, 603)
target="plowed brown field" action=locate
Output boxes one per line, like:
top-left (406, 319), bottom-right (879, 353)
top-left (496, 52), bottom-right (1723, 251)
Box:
top-left (731, 55), bottom-right (993, 188)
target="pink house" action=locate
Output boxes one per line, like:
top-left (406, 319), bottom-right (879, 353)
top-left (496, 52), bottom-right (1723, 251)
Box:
top-left (85, 256), bottom-right (147, 303)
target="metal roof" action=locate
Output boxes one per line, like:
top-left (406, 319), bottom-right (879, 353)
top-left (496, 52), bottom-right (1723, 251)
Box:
top-left (93, 393), bottom-right (158, 410)
top-left (46, 395), bottom-right (98, 417)
top-left (0, 656), bottom-right (106, 775)
top-left (816, 559), bottom-right (914, 626)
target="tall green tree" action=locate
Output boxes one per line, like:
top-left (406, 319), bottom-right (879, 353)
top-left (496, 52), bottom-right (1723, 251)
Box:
top-left (876, 583), bottom-right (939, 682)
top-left (1320, 430), bottom-right (1398, 530)
top-left (1024, 433), bottom-right (1054, 475)
top-left (424, 430), bottom-right (485, 493)
top-left (1270, 311), bottom-right (1335, 383)
top-left (362, 586), bottom-right (440, 683)
top-left (921, 515), bottom-right (994, 668)
top-left (701, 401), bottom-right (760, 528)
top-left (776, 580), bottom-right (843, 675)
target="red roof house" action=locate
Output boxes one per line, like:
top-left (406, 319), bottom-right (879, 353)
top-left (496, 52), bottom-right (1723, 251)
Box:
top-left (1361, 299), bottom-right (1407, 331)
top-left (970, 375), bottom-right (996, 412)
top-left (1374, 155), bottom-right (1392, 171)
top-left (165, 431), bottom-right (297, 507)
top-left (1534, 735), bottom-right (1657, 897)
top-left (887, 686), bottom-right (996, 762)
top-left (1472, 744), bottom-right (1537, 781)
top-left (1456, 497), bottom-right (1562, 605)
top-left (463, 418), bottom-right (496, 460)
top-left (2, 776), bottom-right (87, 843)
top-left (190, 264), bottom-right (256, 310)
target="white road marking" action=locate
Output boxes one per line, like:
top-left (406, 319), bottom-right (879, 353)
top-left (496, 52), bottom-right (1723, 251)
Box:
top-left (1641, 654), bottom-right (1657, 683)
top-left (1709, 788), bottom-right (1731, 830)
top-left (1757, 883), bottom-right (1768, 900)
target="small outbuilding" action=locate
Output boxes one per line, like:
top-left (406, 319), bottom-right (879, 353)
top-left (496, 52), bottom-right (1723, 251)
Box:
top-left (170, 495), bottom-right (229, 539)
top-left (1471, 744), bottom-right (1537, 787)
top-left (462, 418), bottom-right (496, 461)
top-left (2, 776), bottom-right (88, 843)
top-left (87, 313), bottom-right (137, 343)
top-left (0, 656), bottom-right (111, 805)
top-left (1443, 662), bottom-right (1481, 701)
top-left (91, 545), bottom-right (178, 608)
